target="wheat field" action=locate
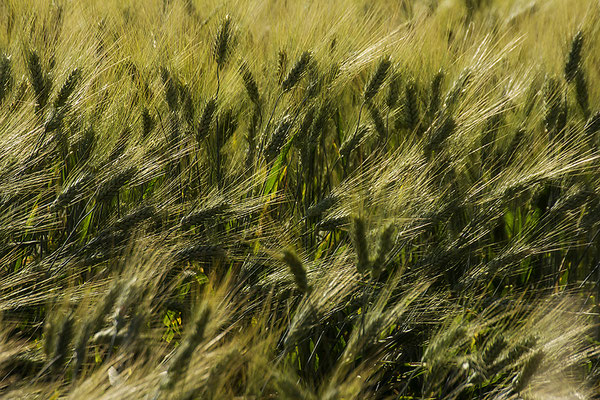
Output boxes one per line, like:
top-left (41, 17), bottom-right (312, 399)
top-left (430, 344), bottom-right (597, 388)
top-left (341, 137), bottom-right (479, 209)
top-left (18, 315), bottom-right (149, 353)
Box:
top-left (1, 0), bottom-right (600, 398)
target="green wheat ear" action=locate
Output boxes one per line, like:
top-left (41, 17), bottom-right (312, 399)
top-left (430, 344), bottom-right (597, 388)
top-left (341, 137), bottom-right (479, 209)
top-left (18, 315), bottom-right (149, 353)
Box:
top-left (564, 30), bottom-right (583, 83)
top-left (373, 224), bottom-right (395, 275)
top-left (482, 335), bottom-right (507, 367)
top-left (427, 69), bottom-right (444, 119)
top-left (404, 79), bottom-right (420, 131)
top-left (73, 125), bottom-right (95, 162)
top-left (47, 312), bottom-right (74, 373)
top-left (0, 53), bottom-right (13, 104)
top-left (424, 113), bottom-right (455, 158)
top-left (246, 108), bottom-right (259, 171)
top-left (281, 248), bottom-right (310, 293)
top-left (52, 172), bottom-right (94, 210)
top-left (180, 201), bottom-right (231, 229)
top-left (340, 124), bottom-right (369, 159)
top-left (351, 216), bottom-right (370, 273)
top-left (444, 68), bottom-right (471, 110)
top-left (197, 97), bottom-right (217, 143)
top-left (386, 71), bottom-right (400, 110)
top-left (368, 103), bottom-right (386, 139)
top-left (179, 83), bottom-right (195, 125)
top-left (584, 111), bottom-right (600, 136)
top-left (141, 107), bottom-right (154, 139)
top-left (54, 67), bottom-right (81, 109)
top-left (513, 349), bottom-right (544, 393)
top-left (96, 166), bottom-right (137, 203)
top-left (305, 60), bottom-right (321, 98)
top-left (213, 15), bottom-right (233, 68)
top-left (277, 49), bottom-right (288, 84)
top-left (306, 194), bottom-right (338, 218)
top-left (26, 49), bottom-right (51, 110)
top-left (239, 61), bottom-right (260, 107)
top-left (281, 51), bottom-right (311, 92)
top-left (543, 75), bottom-right (561, 133)
top-left (574, 69), bottom-right (589, 117)
top-left (265, 116), bottom-right (292, 162)
top-left (311, 102), bottom-right (329, 142)
top-left (504, 127), bottom-right (525, 165)
top-left (364, 57), bottom-right (391, 103)
top-left (160, 67), bottom-right (179, 112)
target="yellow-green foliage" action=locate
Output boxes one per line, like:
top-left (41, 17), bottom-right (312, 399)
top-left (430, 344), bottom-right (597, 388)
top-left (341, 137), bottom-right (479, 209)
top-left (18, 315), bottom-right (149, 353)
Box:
top-left (0, 0), bottom-right (600, 399)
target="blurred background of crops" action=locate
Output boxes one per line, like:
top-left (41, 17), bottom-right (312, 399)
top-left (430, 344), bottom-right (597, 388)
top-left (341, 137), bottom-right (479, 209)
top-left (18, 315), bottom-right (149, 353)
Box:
top-left (1, 0), bottom-right (600, 398)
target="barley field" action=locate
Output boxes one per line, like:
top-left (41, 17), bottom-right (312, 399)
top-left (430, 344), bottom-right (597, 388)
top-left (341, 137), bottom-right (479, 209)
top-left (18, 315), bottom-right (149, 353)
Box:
top-left (1, 0), bottom-right (600, 398)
